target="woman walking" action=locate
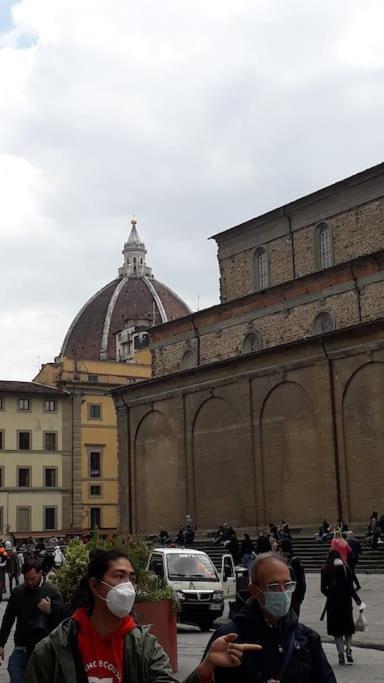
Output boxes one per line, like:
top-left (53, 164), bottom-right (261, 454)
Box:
top-left (321, 549), bottom-right (364, 665)
top-left (330, 530), bottom-right (351, 565)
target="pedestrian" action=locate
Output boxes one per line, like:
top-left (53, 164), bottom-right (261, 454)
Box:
top-left (206, 551), bottom-right (336, 682)
top-left (256, 530), bottom-right (272, 554)
top-left (226, 532), bottom-right (241, 565)
top-left (0, 559), bottom-right (65, 682)
top-left (158, 528), bottom-right (171, 546)
top-left (321, 549), bottom-right (364, 665)
top-left (240, 533), bottom-right (255, 569)
top-left (24, 548), bottom-right (248, 682)
top-left (286, 553), bottom-right (306, 618)
top-left (53, 546), bottom-right (65, 568)
top-left (370, 512), bottom-right (380, 551)
top-left (346, 531), bottom-right (362, 591)
top-left (0, 549), bottom-right (7, 601)
top-left (175, 525), bottom-right (185, 546)
top-left (6, 549), bottom-right (21, 592)
top-left (330, 530), bottom-right (351, 565)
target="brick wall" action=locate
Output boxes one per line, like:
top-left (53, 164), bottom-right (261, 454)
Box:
top-left (219, 197), bottom-right (384, 302)
top-left (151, 251), bottom-right (384, 377)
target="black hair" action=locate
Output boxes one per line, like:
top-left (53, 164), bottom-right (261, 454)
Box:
top-left (71, 548), bottom-right (133, 612)
top-left (22, 559), bottom-right (42, 574)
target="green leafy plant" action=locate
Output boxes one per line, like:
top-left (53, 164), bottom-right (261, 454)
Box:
top-left (52, 532), bottom-right (177, 610)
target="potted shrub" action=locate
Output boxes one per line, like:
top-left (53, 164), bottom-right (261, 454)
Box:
top-left (52, 533), bottom-right (179, 671)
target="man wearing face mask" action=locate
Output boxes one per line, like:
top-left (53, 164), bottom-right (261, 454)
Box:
top-left (205, 552), bottom-right (336, 682)
top-left (24, 548), bottom-right (251, 682)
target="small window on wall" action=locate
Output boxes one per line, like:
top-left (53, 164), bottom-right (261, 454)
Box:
top-left (253, 247), bottom-right (269, 290)
top-left (44, 507), bottom-right (57, 531)
top-left (88, 375), bottom-right (99, 383)
top-left (90, 484), bottom-right (102, 497)
top-left (18, 431), bottom-right (31, 450)
top-left (315, 221), bottom-right (333, 269)
top-left (0, 431), bottom-right (3, 450)
top-left (18, 398), bottom-right (30, 411)
top-left (0, 467), bottom-right (3, 487)
top-left (88, 404), bottom-right (102, 419)
top-left (18, 467), bottom-right (31, 487)
top-left (44, 400), bottom-right (56, 412)
top-left (90, 507), bottom-right (101, 529)
top-left (313, 311), bottom-right (335, 335)
top-left (44, 432), bottom-right (57, 451)
top-left (44, 468), bottom-right (57, 487)
top-left (16, 507), bottom-right (31, 532)
top-left (242, 332), bottom-right (262, 354)
top-left (89, 451), bottom-right (101, 478)
top-left (0, 396), bottom-right (3, 410)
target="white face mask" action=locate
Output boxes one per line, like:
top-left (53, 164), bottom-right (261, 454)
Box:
top-left (98, 580), bottom-right (136, 618)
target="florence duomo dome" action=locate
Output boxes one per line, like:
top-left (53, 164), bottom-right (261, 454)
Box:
top-left (60, 217), bottom-right (191, 362)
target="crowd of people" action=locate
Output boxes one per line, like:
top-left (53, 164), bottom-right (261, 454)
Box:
top-left (0, 516), bottom-right (376, 682)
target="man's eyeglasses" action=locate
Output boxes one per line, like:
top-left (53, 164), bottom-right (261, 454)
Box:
top-left (257, 581), bottom-right (296, 594)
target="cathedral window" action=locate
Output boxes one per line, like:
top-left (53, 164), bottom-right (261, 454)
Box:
top-left (315, 221), bottom-right (333, 269)
top-left (253, 247), bottom-right (269, 290)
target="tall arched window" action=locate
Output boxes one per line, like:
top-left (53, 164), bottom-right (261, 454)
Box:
top-left (313, 311), bottom-right (335, 335)
top-left (315, 221), bottom-right (333, 269)
top-left (253, 246), bottom-right (269, 290)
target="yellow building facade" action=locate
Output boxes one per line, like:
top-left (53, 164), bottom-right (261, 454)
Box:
top-left (35, 353), bottom-right (151, 532)
top-left (0, 381), bottom-right (71, 537)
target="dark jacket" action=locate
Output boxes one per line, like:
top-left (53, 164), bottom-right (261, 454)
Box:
top-left (205, 600), bottom-right (336, 682)
top-left (321, 563), bottom-right (360, 637)
top-left (347, 536), bottom-right (362, 561)
top-left (0, 579), bottom-right (65, 656)
top-left (24, 617), bottom-right (199, 683)
top-left (256, 536), bottom-right (272, 554)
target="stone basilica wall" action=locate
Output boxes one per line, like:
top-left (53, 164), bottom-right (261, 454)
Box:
top-left (151, 250), bottom-right (384, 377)
top-left (114, 322), bottom-right (384, 534)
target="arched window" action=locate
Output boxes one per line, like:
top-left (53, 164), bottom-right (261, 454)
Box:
top-left (315, 221), bottom-right (333, 269)
top-left (253, 246), bottom-right (269, 290)
top-left (242, 332), bottom-right (262, 354)
top-left (313, 311), bottom-right (335, 335)
top-left (181, 349), bottom-right (197, 370)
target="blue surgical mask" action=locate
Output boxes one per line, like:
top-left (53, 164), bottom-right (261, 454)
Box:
top-left (261, 590), bottom-right (292, 619)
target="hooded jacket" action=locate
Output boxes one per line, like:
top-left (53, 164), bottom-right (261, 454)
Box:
top-left (24, 616), bottom-right (201, 683)
top-left (205, 600), bottom-right (336, 683)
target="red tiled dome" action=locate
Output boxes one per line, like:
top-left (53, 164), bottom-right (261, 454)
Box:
top-left (60, 276), bottom-right (190, 361)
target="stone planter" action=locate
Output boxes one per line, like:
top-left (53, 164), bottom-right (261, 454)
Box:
top-left (134, 598), bottom-right (178, 672)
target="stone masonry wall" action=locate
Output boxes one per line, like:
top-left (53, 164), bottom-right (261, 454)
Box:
top-left (220, 197), bottom-right (384, 302)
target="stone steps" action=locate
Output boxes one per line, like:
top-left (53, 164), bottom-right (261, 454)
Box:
top-left (192, 537), bottom-right (384, 573)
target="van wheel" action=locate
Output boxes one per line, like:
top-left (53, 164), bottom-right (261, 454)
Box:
top-left (197, 620), bottom-right (213, 632)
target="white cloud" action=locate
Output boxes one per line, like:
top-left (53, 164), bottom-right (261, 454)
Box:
top-left (1, 0), bottom-right (384, 379)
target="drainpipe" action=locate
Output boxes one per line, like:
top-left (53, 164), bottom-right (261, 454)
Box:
top-left (320, 339), bottom-right (342, 520)
top-left (191, 313), bottom-right (201, 366)
top-left (350, 264), bottom-right (362, 322)
top-left (282, 208), bottom-right (296, 280)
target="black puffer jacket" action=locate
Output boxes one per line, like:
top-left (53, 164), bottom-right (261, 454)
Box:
top-left (205, 600), bottom-right (336, 683)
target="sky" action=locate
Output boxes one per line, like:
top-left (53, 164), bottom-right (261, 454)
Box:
top-left (1, 0), bottom-right (384, 380)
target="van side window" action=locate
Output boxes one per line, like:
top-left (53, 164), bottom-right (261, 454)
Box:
top-left (149, 553), bottom-right (164, 579)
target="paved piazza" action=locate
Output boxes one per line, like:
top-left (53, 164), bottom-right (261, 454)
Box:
top-left (0, 574), bottom-right (383, 681)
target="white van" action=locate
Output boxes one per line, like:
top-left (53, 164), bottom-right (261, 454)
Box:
top-left (147, 548), bottom-right (236, 631)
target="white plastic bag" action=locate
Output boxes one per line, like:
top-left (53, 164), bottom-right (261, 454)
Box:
top-left (355, 609), bottom-right (368, 632)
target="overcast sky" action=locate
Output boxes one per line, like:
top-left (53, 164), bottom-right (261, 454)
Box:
top-left (1, 0), bottom-right (384, 380)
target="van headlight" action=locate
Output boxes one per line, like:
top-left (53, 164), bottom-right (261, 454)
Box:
top-left (213, 591), bottom-right (224, 602)
top-left (176, 591), bottom-right (186, 601)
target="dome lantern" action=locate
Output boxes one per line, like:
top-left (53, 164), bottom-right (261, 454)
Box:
top-left (118, 216), bottom-right (152, 279)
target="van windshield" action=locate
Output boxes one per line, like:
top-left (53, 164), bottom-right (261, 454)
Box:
top-left (167, 553), bottom-right (219, 581)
